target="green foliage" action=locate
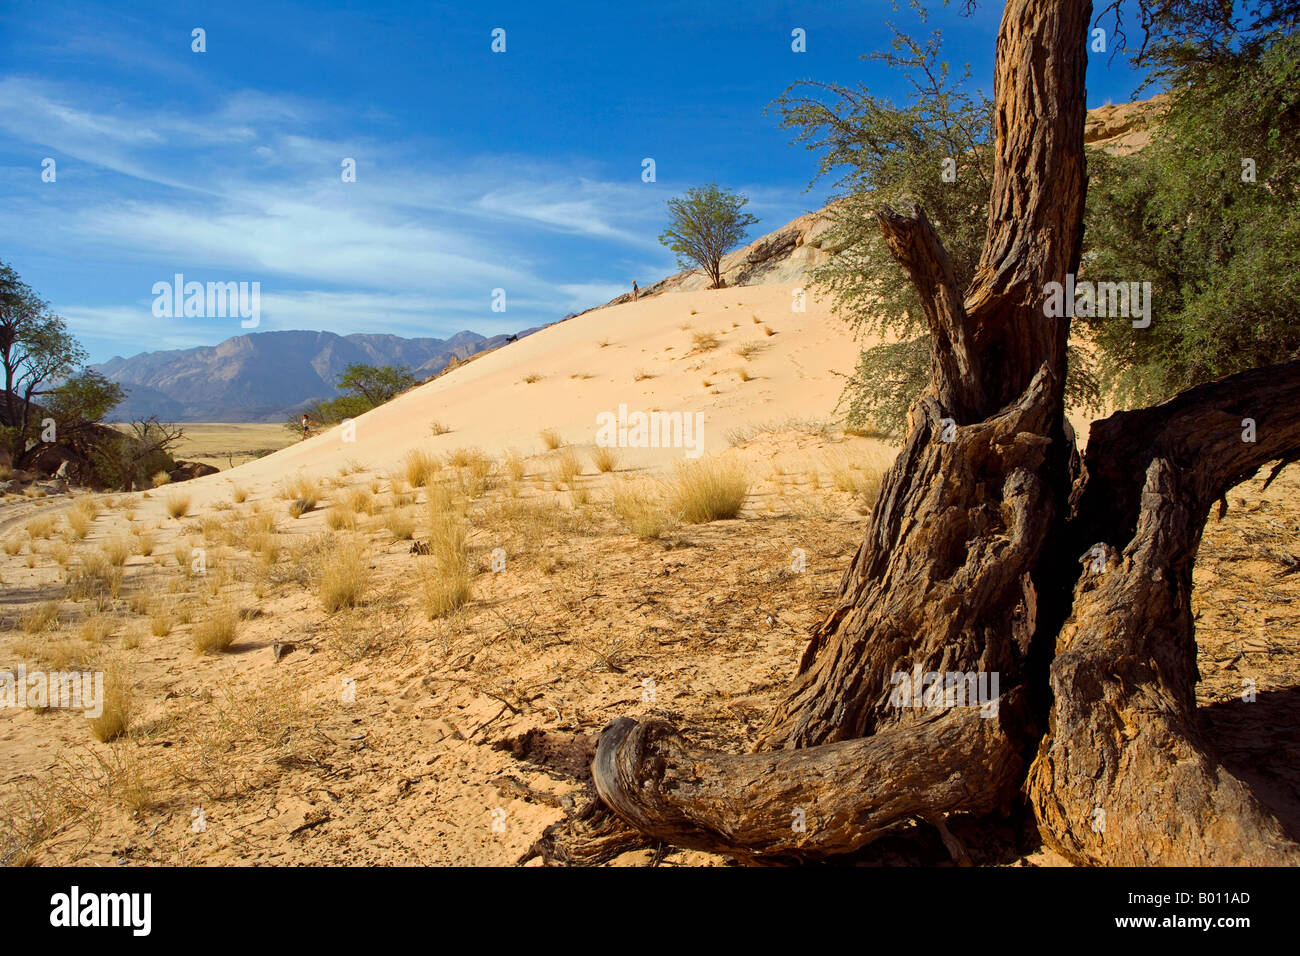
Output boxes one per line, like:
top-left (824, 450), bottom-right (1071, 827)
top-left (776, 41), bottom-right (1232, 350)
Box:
top-left (773, 23), bottom-right (992, 347)
top-left (1079, 25), bottom-right (1300, 407)
top-left (658, 184), bottom-right (759, 289)
top-left (285, 363), bottom-right (417, 433)
top-left (0, 261), bottom-right (87, 460)
top-left (782, 4), bottom-right (1297, 433)
top-left (336, 364), bottom-right (417, 406)
top-left (45, 369), bottom-right (126, 450)
top-left (836, 337), bottom-right (931, 437)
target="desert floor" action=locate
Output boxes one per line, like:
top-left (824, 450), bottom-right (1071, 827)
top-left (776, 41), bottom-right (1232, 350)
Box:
top-left (163, 423), bottom-right (299, 471)
top-left (2, 285), bottom-right (1297, 866)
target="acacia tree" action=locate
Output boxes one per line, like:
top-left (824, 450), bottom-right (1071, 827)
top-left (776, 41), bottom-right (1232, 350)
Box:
top-left (658, 184), bottom-right (759, 289)
top-left (520, 0), bottom-right (1300, 866)
top-left (0, 263), bottom-right (87, 464)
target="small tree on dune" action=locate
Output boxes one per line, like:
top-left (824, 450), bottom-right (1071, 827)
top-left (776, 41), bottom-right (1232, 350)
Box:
top-left (658, 184), bottom-right (759, 289)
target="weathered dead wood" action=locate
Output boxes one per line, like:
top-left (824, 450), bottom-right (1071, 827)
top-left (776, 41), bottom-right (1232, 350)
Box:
top-left (877, 206), bottom-right (982, 422)
top-left (963, 0), bottom-right (1091, 417)
top-left (1028, 361), bottom-right (1300, 864)
top-left (758, 366), bottom-right (1057, 749)
top-left (593, 700), bottom-right (1025, 863)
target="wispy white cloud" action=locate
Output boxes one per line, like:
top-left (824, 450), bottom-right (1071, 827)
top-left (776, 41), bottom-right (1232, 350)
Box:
top-left (0, 74), bottom-right (804, 361)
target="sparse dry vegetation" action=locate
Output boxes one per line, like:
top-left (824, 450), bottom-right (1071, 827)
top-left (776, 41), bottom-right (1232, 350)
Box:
top-left (165, 491), bottom-right (190, 519)
top-left (669, 458), bottom-right (749, 524)
top-left (193, 604), bottom-right (239, 654)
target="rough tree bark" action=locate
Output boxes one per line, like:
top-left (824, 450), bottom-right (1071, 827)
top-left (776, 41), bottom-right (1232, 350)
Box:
top-left (524, 0), bottom-right (1300, 865)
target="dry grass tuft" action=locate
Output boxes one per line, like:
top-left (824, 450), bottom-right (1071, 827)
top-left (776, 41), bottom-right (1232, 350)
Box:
top-left (193, 603), bottom-right (238, 654)
top-left (549, 447), bottom-right (583, 486)
top-left (20, 600), bottom-right (61, 635)
top-left (419, 496), bottom-right (471, 618)
top-left (384, 508), bottom-right (416, 540)
top-left (25, 515), bottom-right (56, 540)
top-left (403, 449), bottom-right (440, 488)
top-left (591, 446), bottom-right (620, 473)
top-left (319, 534), bottom-right (369, 612)
top-left (539, 428), bottom-right (564, 451)
top-left (101, 537), bottom-right (131, 568)
top-left (504, 450), bottom-right (526, 482)
top-left (325, 505), bottom-right (356, 530)
top-left (691, 330), bottom-right (721, 352)
top-left (668, 458), bottom-right (749, 524)
top-left (165, 491), bottom-right (190, 519)
top-left (78, 615), bottom-right (115, 644)
top-left (88, 658), bottom-right (135, 743)
top-left (66, 509), bottom-right (92, 540)
top-left (612, 481), bottom-right (676, 540)
top-left (289, 496), bottom-right (317, 518)
top-left (67, 553), bottom-right (124, 608)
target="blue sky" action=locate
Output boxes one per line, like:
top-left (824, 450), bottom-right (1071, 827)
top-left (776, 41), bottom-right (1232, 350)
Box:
top-left (0, 0), bottom-right (1153, 364)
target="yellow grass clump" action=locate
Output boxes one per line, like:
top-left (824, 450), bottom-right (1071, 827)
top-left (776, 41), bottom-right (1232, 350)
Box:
top-left (326, 507), bottom-right (355, 531)
top-left (612, 481), bottom-right (676, 540)
top-left (691, 330), bottom-right (720, 352)
top-left (67, 553), bottom-right (124, 607)
top-left (668, 458), bottom-right (749, 524)
top-left (319, 535), bottom-right (370, 612)
top-left (289, 495), bottom-right (317, 518)
top-left (88, 659), bottom-right (135, 743)
top-left (591, 446), bottom-right (620, 473)
top-left (20, 600), bottom-right (61, 635)
top-left (165, 491), bottom-right (190, 519)
top-left (549, 447), bottom-right (582, 486)
top-left (66, 509), bottom-right (92, 540)
top-left (403, 450), bottom-right (440, 488)
top-left (101, 537), bottom-right (131, 567)
top-left (193, 604), bottom-right (238, 654)
top-left (419, 495), bottom-right (471, 618)
top-left (25, 515), bottom-right (56, 539)
top-left (384, 508), bottom-right (416, 540)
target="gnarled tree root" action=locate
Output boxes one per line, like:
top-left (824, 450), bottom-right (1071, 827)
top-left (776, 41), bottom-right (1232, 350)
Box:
top-left (591, 695), bottom-right (1026, 864)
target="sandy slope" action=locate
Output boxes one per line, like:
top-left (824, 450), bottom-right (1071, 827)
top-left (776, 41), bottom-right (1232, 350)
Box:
top-left (3, 272), bottom-right (1295, 868)
top-left (178, 284), bottom-right (863, 506)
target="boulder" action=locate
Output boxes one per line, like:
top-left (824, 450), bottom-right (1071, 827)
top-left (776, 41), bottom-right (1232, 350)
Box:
top-left (168, 460), bottom-right (220, 483)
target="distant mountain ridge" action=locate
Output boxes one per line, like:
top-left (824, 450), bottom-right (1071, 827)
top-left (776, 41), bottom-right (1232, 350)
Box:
top-left (94, 329), bottom-right (529, 422)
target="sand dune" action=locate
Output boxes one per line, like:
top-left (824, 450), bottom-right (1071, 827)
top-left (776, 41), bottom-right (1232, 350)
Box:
top-left (182, 283), bottom-right (864, 505)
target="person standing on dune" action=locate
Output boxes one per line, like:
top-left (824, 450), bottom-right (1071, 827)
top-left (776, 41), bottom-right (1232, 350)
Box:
top-left (632, 280), bottom-right (639, 302)
top-left (300, 413), bottom-right (315, 440)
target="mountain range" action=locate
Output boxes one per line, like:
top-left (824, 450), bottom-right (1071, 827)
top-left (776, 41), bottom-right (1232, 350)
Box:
top-left (93, 329), bottom-right (526, 422)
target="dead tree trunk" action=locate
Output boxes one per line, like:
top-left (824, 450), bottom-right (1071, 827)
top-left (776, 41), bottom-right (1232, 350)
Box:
top-left (537, 0), bottom-right (1300, 865)
top-left (1028, 366), bottom-right (1300, 864)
